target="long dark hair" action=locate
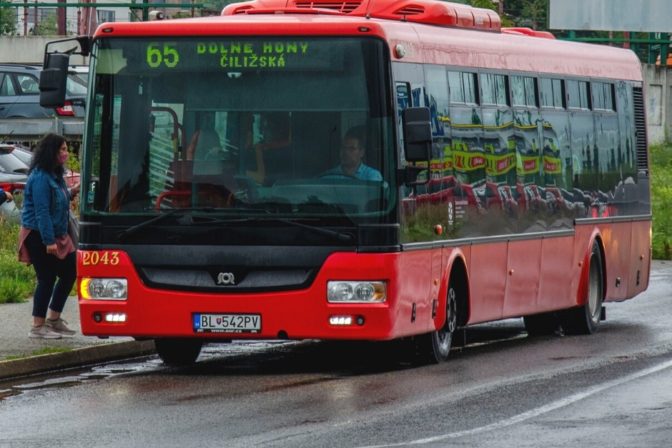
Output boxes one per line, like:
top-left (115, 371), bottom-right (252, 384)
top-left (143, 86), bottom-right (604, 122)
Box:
top-left (30, 133), bottom-right (66, 176)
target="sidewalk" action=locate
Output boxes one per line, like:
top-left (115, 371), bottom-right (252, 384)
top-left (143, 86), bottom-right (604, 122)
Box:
top-left (0, 297), bottom-right (155, 380)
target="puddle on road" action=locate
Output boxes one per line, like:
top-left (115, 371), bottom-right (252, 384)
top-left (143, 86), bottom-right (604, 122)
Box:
top-left (0, 341), bottom-right (298, 402)
top-left (0, 359), bottom-right (162, 401)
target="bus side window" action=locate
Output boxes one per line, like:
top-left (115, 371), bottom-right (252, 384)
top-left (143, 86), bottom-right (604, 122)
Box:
top-left (396, 82), bottom-right (411, 149)
top-left (396, 82), bottom-right (411, 111)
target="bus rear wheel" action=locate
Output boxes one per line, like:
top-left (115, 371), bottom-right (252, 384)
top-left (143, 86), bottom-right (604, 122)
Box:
top-left (415, 285), bottom-right (458, 364)
top-left (155, 338), bottom-right (203, 366)
top-left (561, 242), bottom-right (604, 335)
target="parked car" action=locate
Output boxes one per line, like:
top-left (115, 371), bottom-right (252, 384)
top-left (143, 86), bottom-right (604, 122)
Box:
top-left (0, 144), bottom-right (28, 223)
top-left (0, 143), bottom-right (28, 181)
top-left (0, 64), bottom-right (87, 119)
top-left (6, 143), bottom-right (31, 165)
top-left (3, 143), bottom-right (80, 188)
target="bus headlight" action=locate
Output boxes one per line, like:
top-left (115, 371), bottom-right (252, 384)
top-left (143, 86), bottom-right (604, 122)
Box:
top-left (327, 281), bottom-right (386, 303)
top-left (80, 278), bottom-right (128, 300)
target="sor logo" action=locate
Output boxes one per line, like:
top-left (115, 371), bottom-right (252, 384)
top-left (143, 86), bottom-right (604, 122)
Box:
top-left (216, 272), bottom-right (236, 285)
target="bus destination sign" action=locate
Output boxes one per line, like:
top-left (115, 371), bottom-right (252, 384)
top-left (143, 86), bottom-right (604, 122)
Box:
top-left (144, 40), bottom-right (335, 71)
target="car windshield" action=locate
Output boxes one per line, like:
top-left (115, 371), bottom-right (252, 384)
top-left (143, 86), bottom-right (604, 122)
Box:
top-left (83, 37), bottom-right (396, 224)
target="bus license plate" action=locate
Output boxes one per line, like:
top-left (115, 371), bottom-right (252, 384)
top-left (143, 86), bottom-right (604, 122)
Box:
top-left (193, 313), bottom-right (261, 334)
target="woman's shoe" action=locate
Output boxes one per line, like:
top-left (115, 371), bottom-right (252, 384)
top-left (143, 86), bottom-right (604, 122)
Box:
top-left (45, 317), bottom-right (76, 336)
top-left (29, 325), bottom-right (62, 339)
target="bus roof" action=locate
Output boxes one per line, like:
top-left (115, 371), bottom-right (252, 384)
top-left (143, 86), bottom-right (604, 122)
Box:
top-left (93, 0), bottom-right (642, 82)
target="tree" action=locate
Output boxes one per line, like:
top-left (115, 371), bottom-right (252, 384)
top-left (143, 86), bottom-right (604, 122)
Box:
top-left (520, 0), bottom-right (547, 30)
top-left (468, 0), bottom-right (514, 27)
top-left (503, 0), bottom-right (549, 30)
top-left (468, 0), bottom-right (497, 8)
top-left (0, 7), bottom-right (16, 36)
top-left (33, 13), bottom-right (57, 35)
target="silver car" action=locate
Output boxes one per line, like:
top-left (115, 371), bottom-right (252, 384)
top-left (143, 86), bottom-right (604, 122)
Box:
top-left (0, 144), bottom-right (28, 223)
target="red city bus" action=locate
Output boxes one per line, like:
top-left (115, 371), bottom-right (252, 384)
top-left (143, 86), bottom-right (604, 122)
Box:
top-left (40, 0), bottom-right (650, 365)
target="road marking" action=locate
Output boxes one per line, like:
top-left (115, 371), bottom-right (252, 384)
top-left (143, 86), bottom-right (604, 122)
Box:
top-left (359, 358), bottom-right (672, 447)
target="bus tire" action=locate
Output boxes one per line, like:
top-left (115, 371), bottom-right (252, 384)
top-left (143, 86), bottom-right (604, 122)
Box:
top-left (415, 283), bottom-right (458, 364)
top-left (155, 338), bottom-right (203, 366)
top-left (523, 312), bottom-right (559, 336)
top-left (561, 242), bottom-right (604, 335)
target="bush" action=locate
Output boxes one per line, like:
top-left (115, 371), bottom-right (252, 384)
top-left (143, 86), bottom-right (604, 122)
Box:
top-left (651, 143), bottom-right (672, 260)
top-left (0, 220), bottom-right (34, 303)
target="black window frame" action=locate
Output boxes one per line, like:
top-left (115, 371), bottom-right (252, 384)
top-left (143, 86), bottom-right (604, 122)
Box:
top-left (480, 72), bottom-right (509, 107)
top-left (566, 79), bottom-right (591, 111)
top-left (448, 70), bottom-right (479, 105)
top-left (510, 74), bottom-right (538, 108)
top-left (592, 81), bottom-right (616, 112)
top-left (540, 77), bottom-right (565, 109)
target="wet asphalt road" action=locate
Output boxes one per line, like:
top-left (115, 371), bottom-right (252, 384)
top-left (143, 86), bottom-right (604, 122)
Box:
top-left (1, 261), bottom-right (671, 448)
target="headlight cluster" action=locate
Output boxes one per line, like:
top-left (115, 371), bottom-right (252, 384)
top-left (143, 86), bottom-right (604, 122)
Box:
top-left (327, 281), bottom-right (386, 303)
top-left (80, 278), bottom-right (128, 300)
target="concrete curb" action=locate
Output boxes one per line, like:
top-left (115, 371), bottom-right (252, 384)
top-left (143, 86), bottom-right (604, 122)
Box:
top-left (0, 340), bottom-right (156, 380)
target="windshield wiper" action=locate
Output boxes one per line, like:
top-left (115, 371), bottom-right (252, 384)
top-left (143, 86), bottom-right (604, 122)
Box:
top-left (184, 215), bottom-right (354, 243)
top-left (235, 200), bottom-right (355, 243)
top-left (117, 207), bottom-right (216, 241)
top-left (270, 218), bottom-right (354, 243)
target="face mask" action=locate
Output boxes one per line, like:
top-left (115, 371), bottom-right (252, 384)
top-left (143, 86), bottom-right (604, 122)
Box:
top-left (57, 151), bottom-right (69, 165)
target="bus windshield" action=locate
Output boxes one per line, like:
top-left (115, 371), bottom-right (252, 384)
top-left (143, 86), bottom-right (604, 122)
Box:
top-left (83, 37), bottom-right (396, 225)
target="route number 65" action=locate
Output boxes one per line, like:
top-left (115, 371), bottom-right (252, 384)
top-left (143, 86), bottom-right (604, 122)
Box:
top-left (147, 43), bottom-right (180, 68)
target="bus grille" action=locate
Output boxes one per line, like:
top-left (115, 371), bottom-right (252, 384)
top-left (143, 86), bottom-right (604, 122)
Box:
top-left (633, 86), bottom-right (648, 172)
top-left (395, 5), bottom-right (425, 15)
top-left (294, 1), bottom-right (362, 13)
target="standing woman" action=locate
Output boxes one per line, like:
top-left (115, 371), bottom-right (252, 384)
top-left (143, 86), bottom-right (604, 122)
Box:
top-left (19, 133), bottom-right (80, 339)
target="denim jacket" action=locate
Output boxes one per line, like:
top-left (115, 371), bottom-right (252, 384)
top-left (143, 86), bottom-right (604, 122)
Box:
top-left (21, 168), bottom-right (71, 245)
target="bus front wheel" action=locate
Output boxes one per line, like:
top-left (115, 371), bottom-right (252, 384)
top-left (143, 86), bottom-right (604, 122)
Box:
top-left (561, 242), bottom-right (604, 335)
top-left (155, 338), bottom-right (203, 366)
top-left (415, 284), bottom-right (458, 364)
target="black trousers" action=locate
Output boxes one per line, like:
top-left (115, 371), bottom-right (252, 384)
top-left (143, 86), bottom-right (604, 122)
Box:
top-left (24, 231), bottom-right (76, 318)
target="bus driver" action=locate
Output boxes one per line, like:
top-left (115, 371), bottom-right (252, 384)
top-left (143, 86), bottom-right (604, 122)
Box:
top-left (322, 127), bottom-right (382, 181)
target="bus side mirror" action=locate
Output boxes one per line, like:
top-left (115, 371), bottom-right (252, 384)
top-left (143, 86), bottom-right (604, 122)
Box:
top-left (402, 107), bottom-right (432, 162)
top-left (39, 53), bottom-right (70, 108)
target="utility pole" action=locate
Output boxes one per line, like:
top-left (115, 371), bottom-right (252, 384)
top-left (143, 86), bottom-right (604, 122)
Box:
top-left (57, 0), bottom-right (66, 35)
top-left (23, 0), bottom-right (27, 35)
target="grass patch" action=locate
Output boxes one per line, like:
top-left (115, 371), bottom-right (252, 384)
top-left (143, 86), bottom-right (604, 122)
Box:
top-left (0, 220), bottom-right (34, 303)
top-left (30, 346), bottom-right (73, 355)
top-left (651, 143), bottom-right (672, 260)
top-left (3, 346), bottom-right (72, 361)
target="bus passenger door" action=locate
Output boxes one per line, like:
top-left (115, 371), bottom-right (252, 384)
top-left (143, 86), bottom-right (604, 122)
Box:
top-left (394, 63), bottom-right (440, 331)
